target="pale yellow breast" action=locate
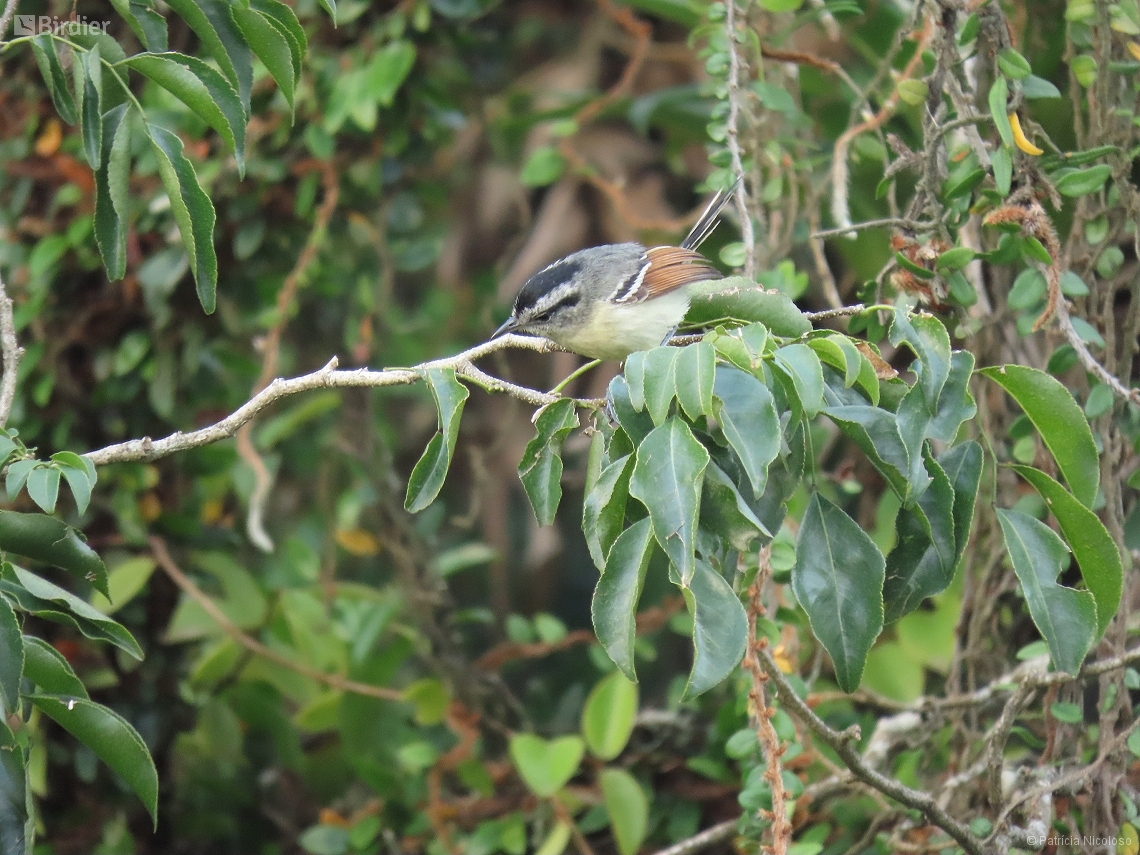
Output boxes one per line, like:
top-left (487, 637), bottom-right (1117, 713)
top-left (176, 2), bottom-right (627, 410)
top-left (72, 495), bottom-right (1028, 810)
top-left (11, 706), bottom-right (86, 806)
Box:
top-left (553, 291), bottom-right (691, 361)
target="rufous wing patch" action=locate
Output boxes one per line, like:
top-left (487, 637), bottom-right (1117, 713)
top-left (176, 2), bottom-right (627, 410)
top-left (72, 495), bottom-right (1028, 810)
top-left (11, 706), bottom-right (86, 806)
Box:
top-left (638, 246), bottom-right (720, 300)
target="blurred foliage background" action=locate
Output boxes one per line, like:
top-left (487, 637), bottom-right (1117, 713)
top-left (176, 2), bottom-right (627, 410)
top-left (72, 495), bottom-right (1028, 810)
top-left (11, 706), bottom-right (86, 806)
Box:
top-left (2, 0), bottom-right (1140, 853)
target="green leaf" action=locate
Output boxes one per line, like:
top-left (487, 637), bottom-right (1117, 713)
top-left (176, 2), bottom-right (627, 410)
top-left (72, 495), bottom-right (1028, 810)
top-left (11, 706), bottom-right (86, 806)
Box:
top-left (21, 636), bottom-right (89, 698)
top-left (600, 768), bottom-right (649, 855)
top-left (366, 40), bottom-right (416, 107)
top-left (592, 517), bottom-right (654, 680)
top-left (75, 45), bottom-right (104, 169)
top-left (0, 510), bottom-right (108, 597)
top-left (94, 103), bottom-right (132, 281)
top-left (508, 734), bottom-right (584, 798)
top-left (936, 246), bottom-right (976, 272)
top-left (608, 376), bottom-right (654, 445)
top-left (1022, 74), bottom-right (1062, 99)
top-left (674, 341), bottom-right (716, 421)
top-left (31, 36), bottom-right (77, 125)
top-left (583, 455), bottom-right (633, 571)
top-left (405, 368), bottom-right (469, 512)
top-left (520, 146), bottom-right (566, 187)
top-left (996, 510), bottom-right (1096, 676)
top-left (683, 277), bottom-right (811, 337)
top-left (29, 694), bottom-right (158, 826)
top-left (164, 0), bottom-right (253, 111)
top-left (620, 0), bottom-right (702, 26)
top-left (126, 53), bottom-right (246, 175)
top-left (315, 0), bottom-right (336, 22)
top-left (792, 493), bottom-right (885, 692)
top-left (713, 367), bottom-right (780, 496)
top-left (629, 418), bottom-right (709, 585)
top-left (773, 343), bottom-right (824, 417)
top-left (1011, 465), bottom-right (1123, 637)
top-left (26, 466), bottom-right (60, 514)
top-left (890, 310), bottom-right (951, 410)
top-left (979, 365), bottom-right (1100, 508)
top-left (518, 399), bottom-right (578, 525)
top-left (927, 351), bottom-right (977, 442)
top-left (1055, 165), bottom-right (1111, 196)
top-left (993, 145), bottom-right (1012, 196)
top-left (700, 461), bottom-right (769, 551)
top-left (581, 671), bottom-right (638, 760)
top-left (146, 123), bottom-right (218, 313)
top-left (823, 407), bottom-right (911, 501)
top-left (989, 76), bottom-right (1013, 148)
top-left (55, 456), bottom-right (95, 515)
top-left (4, 566), bottom-right (141, 659)
top-left (642, 347), bottom-right (680, 424)
top-left (682, 558), bottom-right (748, 697)
top-left (998, 47), bottom-right (1032, 79)
top-left (231, 6), bottom-right (297, 109)
top-left (110, 0), bottom-right (169, 51)
top-left (164, 552), bottom-right (267, 642)
top-left (0, 720), bottom-right (29, 855)
top-left (90, 556), bottom-right (157, 615)
top-left (251, 0), bottom-right (306, 82)
top-left (0, 596), bottom-right (21, 716)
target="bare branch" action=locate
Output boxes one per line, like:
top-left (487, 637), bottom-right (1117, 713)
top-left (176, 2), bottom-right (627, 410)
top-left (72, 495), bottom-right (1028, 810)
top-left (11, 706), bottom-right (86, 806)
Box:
top-left (1054, 299), bottom-right (1140, 405)
top-left (0, 269), bottom-right (22, 428)
top-left (0, 0), bottom-right (20, 45)
top-left (649, 819), bottom-right (737, 855)
top-left (725, 0), bottom-right (756, 278)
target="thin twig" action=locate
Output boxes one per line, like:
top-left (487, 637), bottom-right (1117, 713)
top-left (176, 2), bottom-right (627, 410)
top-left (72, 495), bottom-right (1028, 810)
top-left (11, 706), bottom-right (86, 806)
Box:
top-left (0, 269), bottom-right (23, 427)
top-left (813, 217), bottom-right (937, 240)
top-left (757, 649), bottom-right (986, 855)
top-left (150, 536), bottom-right (404, 701)
top-left (725, 0), bottom-right (756, 278)
top-left (0, 0), bottom-right (20, 45)
top-left (1054, 299), bottom-right (1140, 405)
top-left (86, 335), bottom-right (587, 466)
top-left (649, 819), bottom-right (737, 855)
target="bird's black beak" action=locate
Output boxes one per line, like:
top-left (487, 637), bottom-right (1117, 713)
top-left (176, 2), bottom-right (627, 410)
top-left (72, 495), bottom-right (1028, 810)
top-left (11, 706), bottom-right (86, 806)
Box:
top-left (491, 317), bottom-right (518, 339)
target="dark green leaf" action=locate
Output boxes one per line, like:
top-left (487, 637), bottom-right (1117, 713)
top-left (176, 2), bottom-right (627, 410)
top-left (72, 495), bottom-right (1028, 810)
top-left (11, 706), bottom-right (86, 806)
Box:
top-left (94, 103), bottom-right (131, 280)
top-left (0, 596), bottom-right (21, 716)
top-left (936, 246), bottom-right (976, 272)
top-left (0, 510), bottom-right (108, 596)
top-left (997, 47), bottom-right (1032, 79)
top-left (674, 341), bottom-right (716, 420)
top-left (250, 0), bottom-right (306, 82)
top-left (713, 367), bottom-right (780, 496)
top-left (700, 460), bottom-right (769, 551)
top-left (989, 76), bottom-right (1013, 148)
top-left (996, 510), bottom-right (1096, 676)
top-left (315, 0), bottom-right (337, 22)
top-left (126, 53), bottom-right (246, 175)
top-left (75, 45), bottom-right (104, 169)
top-left (1021, 74), bottom-right (1062, 99)
top-left (792, 493), bottom-right (885, 692)
top-left (682, 558), bottom-right (747, 697)
top-left (520, 146), bottom-right (565, 187)
top-left (146, 123), bottom-right (218, 313)
top-left (31, 36), bottom-right (77, 125)
top-left (405, 368), bottom-right (470, 512)
top-left (583, 455), bottom-right (633, 571)
top-left (0, 721), bottom-right (29, 855)
top-left (993, 145), bottom-right (1012, 195)
top-left (823, 406), bottom-right (911, 500)
top-left (927, 351), bottom-right (976, 442)
top-left (164, 0), bottom-right (253, 111)
top-left (890, 310), bottom-right (951, 410)
top-left (230, 7), bottom-right (294, 109)
top-left (29, 694), bottom-right (158, 826)
top-left (592, 517), bottom-right (654, 680)
top-left (629, 419), bottom-right (708, 585)
top-left (683, 277), bottom-right (811, 337)
top-left (110, 0), bottom-right (168, 51)
top-left (620, 0), bottom-right (701, 26)
top-left (2, 565), bottom-right (140, 659)
top-left (642, 347), bottom-right (680, 424)
top-left (22, 635), bottom-right (89, 698)
top-left (518, 399), bottom-right (578, 525)
top-left (1011, 465), bottom-right (1123, 637)
top-left (773, 344), bottom-right (824, 416)
top-left (1055, 165), bottom-right (1111, 197)
top-left (26, 466), bottom-right (60, 514)
top-left (979, 365), bottom-right (1099, 508)
top-left (608, 376), bottom-right (654, 445)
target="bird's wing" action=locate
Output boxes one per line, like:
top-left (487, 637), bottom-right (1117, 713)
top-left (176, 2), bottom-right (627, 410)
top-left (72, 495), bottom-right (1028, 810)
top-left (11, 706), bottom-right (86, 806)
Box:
top-left (629, 246), bottom-right (720, 301)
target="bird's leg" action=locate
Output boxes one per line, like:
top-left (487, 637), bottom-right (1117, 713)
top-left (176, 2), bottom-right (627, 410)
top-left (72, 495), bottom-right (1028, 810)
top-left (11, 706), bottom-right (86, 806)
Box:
top-left (603, 383), bottom-right (619, 426)
top-left (659, 325), bottom-right (679, 347)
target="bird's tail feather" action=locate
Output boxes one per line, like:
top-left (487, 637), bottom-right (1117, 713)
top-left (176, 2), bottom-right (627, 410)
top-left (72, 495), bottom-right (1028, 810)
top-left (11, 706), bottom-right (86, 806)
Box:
top-left (680, 176), bottom-right (742, 250)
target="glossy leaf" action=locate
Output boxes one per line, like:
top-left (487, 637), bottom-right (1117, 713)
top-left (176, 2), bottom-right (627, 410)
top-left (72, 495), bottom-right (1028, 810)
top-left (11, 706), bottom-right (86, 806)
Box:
top-left (700, 460), bottom-right (769, 550)
top-left (3, 565), bottom-right (141, 659)
top-left (251, 0), bottom-right (307, 82)
top-left (164, 0), bottom-right (253, 111)
top-left (713, 367), bottom-right (780, 496)
top-left (31, 36), bottom-right (77, 125)
top-left (93, 103), bottom-right (131, 282)
top-left (110, 0), bottom-right (168, 50)
top-left (996, 510), bottom-right (1096, 675)
top-left (0, 721), bottom-right (29, 855)
top-left (232, 6), bottom-right (297, 109)
top-left (126, 53), bottom-right (246, 175)
top-left (22, 635), bottom-right (89, 698)
top-left (518, 399), bottom-right (578, 525)
top-left (583, 455), bottom-right (633, 571)
top-left (29, 694), bottom-right (159, 826)
top-left (773, 343), bottom-right (824, 416)
top-left (0, 596), bottom-right (21, 716)
top-left (674, 340), bottom-right (716, 420)
top-left (1055, 165), bottom-right (1111, 196)
top-left (823, 406), bottom-right (911, 500)
top-left (683, 277), bottom-right (811, 337)
top-left (979, 365), bottom-right (1099, 508)
top-left (591, 517), bottom-right (653, 680)
top-left (0, 510), bottom-right (108, 596)
top-left (1011, 465), bottom-right (1123, 636)
top-left (405, 368), bottom-right (470, 512)
top-left (890, 310), bottom-right (951, 410)
top-left (682, 558), bottom-right (748, 697)
top-left (989, 76), bottom-right (1013, 147)
top-left (643, 347), bottom-right (680, 424)
top-left (508, 733), bottom-right (583, 797)
top-left (146, 123), bottom-right (218, 313)
top-left (792, 493), bottom-right (885, 692)
top-left (26, 466), bottom-right (60, 514)
top-left (600, 768), bottom-right (649, 855)
top-left (629, 418), bottom-right (709, 585)
top-left (75, 45), bottom-right (103, 169)
top-left (581, 671), bottom-right (638, 760)
top-left (927, 351), bottom-right (976, 442)
top-left (608, 376), bottom-right (654, 445)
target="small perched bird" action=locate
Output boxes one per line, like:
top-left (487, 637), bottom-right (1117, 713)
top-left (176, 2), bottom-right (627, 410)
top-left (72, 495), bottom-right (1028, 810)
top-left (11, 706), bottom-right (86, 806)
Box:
top-left (492, 180), bottom-right (738, 360)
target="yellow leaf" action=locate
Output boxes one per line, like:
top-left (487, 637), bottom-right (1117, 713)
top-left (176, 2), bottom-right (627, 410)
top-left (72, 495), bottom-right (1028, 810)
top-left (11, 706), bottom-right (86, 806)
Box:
top-left (138, 492), bottom-right (162, 522)
top-left (1119, 823), bottom-right (1138, 855)
top-left (200, 498), bottom-right (225, 525)
top-left (1009, 113), bottom-right (1043, 156)
top-left (1129, 42), bottom-right (1140, 62)
top-left (34, 119), bottom-right (62, 157)
top-left (771, 644), bottom-right (794, 673)
top-left (336, 528), bottom-right (380, 556)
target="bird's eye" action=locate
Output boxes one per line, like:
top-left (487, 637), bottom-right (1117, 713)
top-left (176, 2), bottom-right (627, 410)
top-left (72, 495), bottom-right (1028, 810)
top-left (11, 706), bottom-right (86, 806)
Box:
top-left (533, 311), bottom-right (551, 323)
